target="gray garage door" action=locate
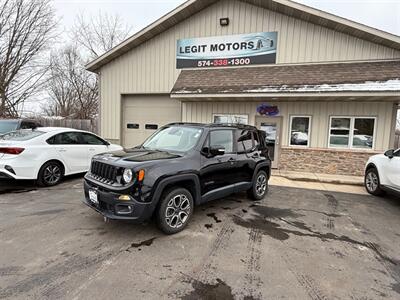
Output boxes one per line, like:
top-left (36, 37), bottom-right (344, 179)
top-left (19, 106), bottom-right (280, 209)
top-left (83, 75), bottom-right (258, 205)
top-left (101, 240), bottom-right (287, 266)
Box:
top-left (122, 95), bottom-right (182, 147)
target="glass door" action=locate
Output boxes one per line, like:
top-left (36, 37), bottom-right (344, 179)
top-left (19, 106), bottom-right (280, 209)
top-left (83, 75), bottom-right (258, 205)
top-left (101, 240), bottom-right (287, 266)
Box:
top-left (256, 117), bottom-right (282, 169)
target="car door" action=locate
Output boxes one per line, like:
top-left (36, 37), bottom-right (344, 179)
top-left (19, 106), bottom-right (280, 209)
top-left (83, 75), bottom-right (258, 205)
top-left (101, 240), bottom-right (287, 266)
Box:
top-left (386, 149), bottom-right (400, 189)
top-left (235, 129), bottom-right (259, 191)
top-left (81, 132), bottom-right (109, 165)
top-left (199, 129), bottom-right (237, 203)
top-left (49, 132), bottom-right (89, 173)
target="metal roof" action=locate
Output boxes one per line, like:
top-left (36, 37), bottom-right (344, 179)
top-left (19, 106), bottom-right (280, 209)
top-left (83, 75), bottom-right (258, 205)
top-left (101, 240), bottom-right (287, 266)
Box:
top-left (86, 0), bottom-right (400, 72)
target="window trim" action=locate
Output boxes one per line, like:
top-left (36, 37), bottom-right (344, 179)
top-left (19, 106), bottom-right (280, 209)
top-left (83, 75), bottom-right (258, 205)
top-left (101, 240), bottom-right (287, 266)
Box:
top-left (328, 116), bottom-right (377, 150)
top-left (289, 115), bottom-right (312, 148)
top-left (212, 113), bottom-right (249, 125)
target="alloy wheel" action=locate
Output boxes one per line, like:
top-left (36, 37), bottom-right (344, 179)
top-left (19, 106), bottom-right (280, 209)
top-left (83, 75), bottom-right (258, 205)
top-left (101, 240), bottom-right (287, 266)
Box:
top-left (256, 174), bottom-right (267, 196)
top-left (43, 165), bottom-right (61, 185)
top-left (165, 194), bottom-right (191, 229)
top-left (366, 171), bottom-right (378, 192)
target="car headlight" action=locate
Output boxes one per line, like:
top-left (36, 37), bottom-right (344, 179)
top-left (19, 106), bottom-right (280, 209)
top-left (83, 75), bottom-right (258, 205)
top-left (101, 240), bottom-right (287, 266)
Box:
top-left (122, 169), bottom-right (133, 184)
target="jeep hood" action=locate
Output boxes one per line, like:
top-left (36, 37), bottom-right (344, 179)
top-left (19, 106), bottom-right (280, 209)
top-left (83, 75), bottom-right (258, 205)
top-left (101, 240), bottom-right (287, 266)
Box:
top-left (96, 148), bottom-right (181, 163)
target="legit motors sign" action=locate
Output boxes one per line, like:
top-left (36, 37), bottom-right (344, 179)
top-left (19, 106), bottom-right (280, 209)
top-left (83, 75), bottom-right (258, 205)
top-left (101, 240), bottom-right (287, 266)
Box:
top-left (176, 32), bottom-right (277, 69)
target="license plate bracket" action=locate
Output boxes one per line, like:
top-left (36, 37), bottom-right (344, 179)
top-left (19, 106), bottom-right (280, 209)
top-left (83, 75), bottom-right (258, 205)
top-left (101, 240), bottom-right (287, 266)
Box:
top-left (89, 190), bottom-right (99, 205)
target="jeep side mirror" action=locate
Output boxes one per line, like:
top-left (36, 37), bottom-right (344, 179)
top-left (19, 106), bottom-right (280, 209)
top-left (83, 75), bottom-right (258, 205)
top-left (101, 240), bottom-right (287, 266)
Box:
top-left (384, 149), bottom-right (395, 159)
top-left (209, 146), bottom-right (225, 157)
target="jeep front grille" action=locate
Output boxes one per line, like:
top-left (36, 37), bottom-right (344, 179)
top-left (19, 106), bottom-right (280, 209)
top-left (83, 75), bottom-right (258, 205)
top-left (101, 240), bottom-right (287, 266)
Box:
top-left (90, 161), bottom-right (119, 184)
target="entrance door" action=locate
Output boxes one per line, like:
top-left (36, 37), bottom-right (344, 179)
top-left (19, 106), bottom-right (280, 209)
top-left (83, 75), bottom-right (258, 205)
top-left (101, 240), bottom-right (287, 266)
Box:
top-left (256, 117), bottom-right (282, 169)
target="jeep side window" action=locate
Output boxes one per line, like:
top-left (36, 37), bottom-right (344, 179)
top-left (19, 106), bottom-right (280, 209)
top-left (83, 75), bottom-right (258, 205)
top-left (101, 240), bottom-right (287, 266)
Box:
top-left (237, 130), bottom-right (254, 153)
top-left (209, 130), bottom-right (233, 153)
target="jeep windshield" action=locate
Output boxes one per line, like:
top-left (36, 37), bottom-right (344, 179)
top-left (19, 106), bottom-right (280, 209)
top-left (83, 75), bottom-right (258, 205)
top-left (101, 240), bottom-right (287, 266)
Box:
top-left (142, 126), bottom-right (203, 153)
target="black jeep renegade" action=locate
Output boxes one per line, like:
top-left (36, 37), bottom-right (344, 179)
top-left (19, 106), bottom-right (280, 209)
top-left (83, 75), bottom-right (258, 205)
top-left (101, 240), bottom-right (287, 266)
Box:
top-left (83, 123), bottom-right (271, 234)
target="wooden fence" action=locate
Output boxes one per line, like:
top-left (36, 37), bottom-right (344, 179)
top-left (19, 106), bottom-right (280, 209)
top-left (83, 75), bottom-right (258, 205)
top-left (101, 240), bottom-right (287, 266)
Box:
top-left (37, 118), bottom-right (98, 134)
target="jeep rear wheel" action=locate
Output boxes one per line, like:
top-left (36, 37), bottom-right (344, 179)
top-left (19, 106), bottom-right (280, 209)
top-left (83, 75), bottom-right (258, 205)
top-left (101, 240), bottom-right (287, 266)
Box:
top-left (156, 188), bottom-right (194, 234)
top-left (248, 170), bottom-right (268, 200)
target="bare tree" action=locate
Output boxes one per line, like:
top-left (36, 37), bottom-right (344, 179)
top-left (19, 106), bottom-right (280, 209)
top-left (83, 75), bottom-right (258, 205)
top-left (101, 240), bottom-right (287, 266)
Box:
top-left (72, 12), bottom-right (131, 60)
top-left (0, 0), bottom-right (56, 118)
top-left (44, 12), bottom-right (131, 120)
top-left (45, 46), bottom-right (98, 119)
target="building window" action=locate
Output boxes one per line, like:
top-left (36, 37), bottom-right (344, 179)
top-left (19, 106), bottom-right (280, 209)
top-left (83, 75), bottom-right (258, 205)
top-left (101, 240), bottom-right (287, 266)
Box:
top-left (127, 123), bottom-right (139, 129)
top-left (289, 116), bottom-right (311, 147)
top-left (329, 117), bottom-right (375, 149)
top-left (213, 114), bottom-right (248, 125)
top-left (145, 124), bottom-right (158, 130)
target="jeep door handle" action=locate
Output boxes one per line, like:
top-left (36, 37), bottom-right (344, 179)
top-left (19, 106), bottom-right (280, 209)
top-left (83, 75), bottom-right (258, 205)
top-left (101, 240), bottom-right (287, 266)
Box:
top-left (58, 148), bottom-right (67, 153)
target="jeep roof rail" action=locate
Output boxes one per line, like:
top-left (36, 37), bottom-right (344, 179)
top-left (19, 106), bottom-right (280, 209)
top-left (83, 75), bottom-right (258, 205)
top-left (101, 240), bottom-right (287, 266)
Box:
top-left (165, 122), bottom-right (257, 130)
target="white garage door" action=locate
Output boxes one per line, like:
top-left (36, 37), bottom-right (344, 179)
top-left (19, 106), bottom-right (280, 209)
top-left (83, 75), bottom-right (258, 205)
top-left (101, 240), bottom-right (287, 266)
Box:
top-left (122, 95), bottom-right (182, 147)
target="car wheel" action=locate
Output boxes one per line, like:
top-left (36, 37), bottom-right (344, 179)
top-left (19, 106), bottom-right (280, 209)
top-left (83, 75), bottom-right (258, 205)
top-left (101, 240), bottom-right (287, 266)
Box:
top-left (37, 161), bottom-right (64, 187)
top-left (365, 168), bottom-right (384, 196)
top-left (156, 188), bottom-right (194, 235)
top-left (248, 170), bottom-right (268, 201)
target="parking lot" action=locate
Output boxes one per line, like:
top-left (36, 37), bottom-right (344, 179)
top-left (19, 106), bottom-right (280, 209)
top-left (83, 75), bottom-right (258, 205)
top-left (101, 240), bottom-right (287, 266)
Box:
top-left (0, 176), bottom-right (399, 300)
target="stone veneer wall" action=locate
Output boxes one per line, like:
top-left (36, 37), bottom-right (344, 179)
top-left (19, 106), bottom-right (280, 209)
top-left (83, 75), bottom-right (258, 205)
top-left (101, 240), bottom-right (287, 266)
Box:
top-left (279, 147), bottom-right (381, 176)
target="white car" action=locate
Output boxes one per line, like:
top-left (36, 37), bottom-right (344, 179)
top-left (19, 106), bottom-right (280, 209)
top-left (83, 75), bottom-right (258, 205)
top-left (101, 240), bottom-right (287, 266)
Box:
top-left (0, 128), bottom-right (122, 186)
top-left (365, 149), bottom-right (400, 196)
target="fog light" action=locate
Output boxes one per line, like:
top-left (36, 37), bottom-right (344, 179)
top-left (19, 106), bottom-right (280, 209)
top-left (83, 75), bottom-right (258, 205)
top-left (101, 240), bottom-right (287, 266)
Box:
top-left (115, 204), bottom-right (133, 214)
top-left (118, 195), bottom-right (131, 201)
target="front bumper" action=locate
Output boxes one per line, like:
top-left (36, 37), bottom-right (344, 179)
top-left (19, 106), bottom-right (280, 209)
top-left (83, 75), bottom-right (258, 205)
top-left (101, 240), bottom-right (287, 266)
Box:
top-left (83, 179), bottom-right (155, 222)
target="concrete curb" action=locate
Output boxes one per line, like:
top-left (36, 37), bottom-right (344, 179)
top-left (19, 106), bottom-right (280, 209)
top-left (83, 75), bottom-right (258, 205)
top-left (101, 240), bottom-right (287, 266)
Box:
top-left (272, 171), bottom-right (364, 186)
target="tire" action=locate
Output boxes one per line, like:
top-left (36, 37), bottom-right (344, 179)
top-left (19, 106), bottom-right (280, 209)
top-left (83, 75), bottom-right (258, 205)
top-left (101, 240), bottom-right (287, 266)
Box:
top-left (248, 170), bottom-right (268, 201)
top-left (156, 188), bottom-right (194, 235)
top-left (37, 161), bottom-right (64, 187)
top-left (365, 168), bottom-right (384, 196)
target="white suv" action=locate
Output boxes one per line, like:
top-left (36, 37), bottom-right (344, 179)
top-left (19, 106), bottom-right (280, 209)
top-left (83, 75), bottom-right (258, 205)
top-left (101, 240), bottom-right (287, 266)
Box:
top-left (365, 149), bottom-right (400, 196)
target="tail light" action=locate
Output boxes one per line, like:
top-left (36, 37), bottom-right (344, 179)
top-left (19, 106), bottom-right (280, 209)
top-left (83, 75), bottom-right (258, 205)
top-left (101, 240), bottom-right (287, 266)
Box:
top-left (0, 147), bottom-right (25, 155)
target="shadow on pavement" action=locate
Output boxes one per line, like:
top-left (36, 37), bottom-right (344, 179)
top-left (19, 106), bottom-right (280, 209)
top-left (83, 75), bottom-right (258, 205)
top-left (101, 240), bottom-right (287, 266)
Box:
top-left (0, 173), bottom-right (85, 194)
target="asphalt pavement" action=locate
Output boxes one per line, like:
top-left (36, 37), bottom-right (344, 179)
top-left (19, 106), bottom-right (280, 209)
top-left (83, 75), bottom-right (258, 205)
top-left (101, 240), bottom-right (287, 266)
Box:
top-left (0, 176), bottom-right (399, 299)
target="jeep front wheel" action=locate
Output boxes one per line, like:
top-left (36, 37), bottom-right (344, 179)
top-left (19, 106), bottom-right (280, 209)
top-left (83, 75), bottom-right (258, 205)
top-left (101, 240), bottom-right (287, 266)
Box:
top-left (156, 188), bottom-right (194, 234)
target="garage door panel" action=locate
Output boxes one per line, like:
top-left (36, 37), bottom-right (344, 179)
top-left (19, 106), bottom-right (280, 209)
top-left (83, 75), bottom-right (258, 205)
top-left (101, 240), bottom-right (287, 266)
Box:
top-left (122, 95), bottom-right (181, 148)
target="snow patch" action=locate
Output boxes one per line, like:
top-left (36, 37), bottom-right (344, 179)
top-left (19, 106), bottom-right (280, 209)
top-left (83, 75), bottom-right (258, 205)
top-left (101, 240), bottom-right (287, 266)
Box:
top-left (245, 79), bottom-right (400, 93)
top-left (173, 79), bottom-right (400, 94)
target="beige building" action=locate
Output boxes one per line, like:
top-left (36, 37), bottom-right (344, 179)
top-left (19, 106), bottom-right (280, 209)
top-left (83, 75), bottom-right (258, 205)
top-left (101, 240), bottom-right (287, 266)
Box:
top-left (87, 0), bottom-right (400, 176)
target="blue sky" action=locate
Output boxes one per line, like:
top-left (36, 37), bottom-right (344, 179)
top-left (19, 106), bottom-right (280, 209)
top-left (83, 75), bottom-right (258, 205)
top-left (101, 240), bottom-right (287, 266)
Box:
top-left (53, 0), bottom-right (400, 36)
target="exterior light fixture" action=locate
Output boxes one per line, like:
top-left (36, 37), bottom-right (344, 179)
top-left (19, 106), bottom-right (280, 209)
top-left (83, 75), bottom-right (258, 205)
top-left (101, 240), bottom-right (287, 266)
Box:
top-left (220, 18), bottom-right (229, 26)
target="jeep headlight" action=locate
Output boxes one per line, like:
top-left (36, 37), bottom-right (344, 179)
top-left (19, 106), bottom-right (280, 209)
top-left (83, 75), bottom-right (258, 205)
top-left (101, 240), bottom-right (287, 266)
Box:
top-left (122, 169), bottom-right (133, 184)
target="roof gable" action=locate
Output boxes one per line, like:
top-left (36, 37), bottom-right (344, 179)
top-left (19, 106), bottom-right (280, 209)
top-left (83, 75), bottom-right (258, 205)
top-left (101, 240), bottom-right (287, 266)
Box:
top-left (87, 0), bottom-right (400, 72)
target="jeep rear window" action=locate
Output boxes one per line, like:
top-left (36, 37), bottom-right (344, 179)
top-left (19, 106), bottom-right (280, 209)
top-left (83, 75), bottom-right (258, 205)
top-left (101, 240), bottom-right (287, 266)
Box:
top-left (142, 126), bottom-right (203, 153)
top-left (0, 130), bottom-right (45, 141)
